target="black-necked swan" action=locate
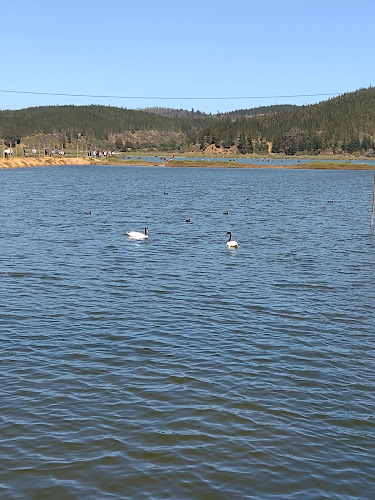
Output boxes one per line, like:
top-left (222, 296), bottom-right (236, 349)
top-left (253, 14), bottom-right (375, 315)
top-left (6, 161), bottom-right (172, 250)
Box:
top-left (126, 227), bottom-right (149, 240)
top-left (226, 231), bottom-right (238, 248)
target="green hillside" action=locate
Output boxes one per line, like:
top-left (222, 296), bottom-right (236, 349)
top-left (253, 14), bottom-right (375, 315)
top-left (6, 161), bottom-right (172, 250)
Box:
top-left (217, 104), bottom-right (299, 119)
top-left (0, 105), bottom-right (211, 151)
top-left (0, 87), bottom-right (374, 155)
top-left (196, 87), bottom-right (375, 155)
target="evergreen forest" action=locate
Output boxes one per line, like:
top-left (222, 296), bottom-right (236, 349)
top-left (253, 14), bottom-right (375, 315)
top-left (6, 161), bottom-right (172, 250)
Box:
top-left (0, 87), bottom-right (374, 156)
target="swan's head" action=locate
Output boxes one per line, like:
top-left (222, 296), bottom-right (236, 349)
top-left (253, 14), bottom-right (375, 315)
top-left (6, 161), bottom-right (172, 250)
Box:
top-left (145, 227), bottom-right (149, 234)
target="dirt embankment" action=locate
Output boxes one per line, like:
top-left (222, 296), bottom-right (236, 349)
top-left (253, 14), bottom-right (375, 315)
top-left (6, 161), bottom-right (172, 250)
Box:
top-left (0, 157), bottom-right (100, 169)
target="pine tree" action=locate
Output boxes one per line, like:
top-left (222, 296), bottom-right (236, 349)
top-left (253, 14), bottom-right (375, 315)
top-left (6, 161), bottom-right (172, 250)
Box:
top-left (237, 131), bottom-right (247, 154)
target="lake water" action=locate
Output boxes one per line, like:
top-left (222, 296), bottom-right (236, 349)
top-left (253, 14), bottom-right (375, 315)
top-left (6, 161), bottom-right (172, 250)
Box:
top-left (1, 165), bottom-right (374, 499)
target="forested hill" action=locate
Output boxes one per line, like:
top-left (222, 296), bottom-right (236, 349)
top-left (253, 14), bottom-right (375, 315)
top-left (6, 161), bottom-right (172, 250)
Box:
top-left (197, 87), bottom-right (375, 155)
top-left (0, 105), bottom-right (213, 151)
top-left (143, 104), bottom-right (298, 119)
top-left (217, 104), bottom-right (299, 119)
top-left (0, 104), bottom-right (292, 151)
top-left (1, 87), bottom-right (375, 155)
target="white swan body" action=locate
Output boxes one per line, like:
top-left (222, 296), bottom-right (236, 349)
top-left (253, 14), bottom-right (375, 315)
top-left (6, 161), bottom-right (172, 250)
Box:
top-left (126, 227), bottom-right (148, 240)
top-left (226, 231), bottom-right (238, 248)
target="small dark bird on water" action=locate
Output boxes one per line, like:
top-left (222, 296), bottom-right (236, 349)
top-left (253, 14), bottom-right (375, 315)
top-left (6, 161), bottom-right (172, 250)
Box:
top-left (223, 211), bottom-right (229, 215)
top-left (85, 211), bottom-right (92, 215)
top-left (327, 200), bottom-right (335, 203)
top-left (186, 219), bottom-right (191, 223)
top-left (164, 192), bottom-right (168, 195)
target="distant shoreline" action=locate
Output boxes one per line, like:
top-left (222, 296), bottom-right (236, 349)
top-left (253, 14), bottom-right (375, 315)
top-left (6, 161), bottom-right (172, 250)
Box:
top-left (1, 156), bottom-right (375, 170)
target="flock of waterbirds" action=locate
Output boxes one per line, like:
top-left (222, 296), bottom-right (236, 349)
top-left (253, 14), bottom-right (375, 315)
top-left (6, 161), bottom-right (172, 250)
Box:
top-left (122, 225), bottom-right (239, 248)
top-left (83, 192), bottom-right (337, 249)
top-left (83, 193), bottom-right (246, 248)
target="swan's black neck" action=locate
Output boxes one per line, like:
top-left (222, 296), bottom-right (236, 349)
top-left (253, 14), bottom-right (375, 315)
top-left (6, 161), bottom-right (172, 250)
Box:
top-left (227, 232), bottom-right (232, 241)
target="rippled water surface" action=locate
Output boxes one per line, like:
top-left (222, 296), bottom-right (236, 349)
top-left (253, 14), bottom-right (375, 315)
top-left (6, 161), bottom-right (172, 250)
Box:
top-left (1, 165), bottom-right (375, 499)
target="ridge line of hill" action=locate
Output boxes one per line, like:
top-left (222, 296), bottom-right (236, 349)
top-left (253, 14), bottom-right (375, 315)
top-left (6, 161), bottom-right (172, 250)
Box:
top-left (1, 87), bottom-right (374, 156)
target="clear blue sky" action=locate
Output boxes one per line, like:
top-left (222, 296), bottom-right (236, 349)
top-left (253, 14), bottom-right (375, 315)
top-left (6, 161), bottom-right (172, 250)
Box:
top-left (1, 0), bottom-right (374, 114)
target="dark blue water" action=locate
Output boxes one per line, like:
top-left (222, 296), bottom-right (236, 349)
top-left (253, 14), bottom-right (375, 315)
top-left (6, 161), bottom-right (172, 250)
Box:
top-left (1, 165), bottom-right (375, 499)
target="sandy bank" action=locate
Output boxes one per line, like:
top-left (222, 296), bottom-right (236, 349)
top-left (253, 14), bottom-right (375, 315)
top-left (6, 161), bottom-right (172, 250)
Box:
top-left (0, 157), bottom-right (100, 169)
top-left (0, 157), bottom-right (162, 169)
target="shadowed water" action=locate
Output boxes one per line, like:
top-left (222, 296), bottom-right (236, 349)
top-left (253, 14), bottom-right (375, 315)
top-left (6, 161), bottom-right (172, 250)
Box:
top-left (1, 165), bottom-right (374, 499)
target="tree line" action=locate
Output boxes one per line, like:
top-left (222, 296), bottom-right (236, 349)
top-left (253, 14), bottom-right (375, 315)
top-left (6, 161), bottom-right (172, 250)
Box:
top-left (195, 88), bottom-right (375, 155)
top-left (1, 87), bottom-right (374, 155)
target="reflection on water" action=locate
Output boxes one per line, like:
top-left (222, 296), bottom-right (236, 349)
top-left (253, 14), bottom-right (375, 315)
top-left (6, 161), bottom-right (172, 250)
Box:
top-left (0, 165), bottom-right (374, 499)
